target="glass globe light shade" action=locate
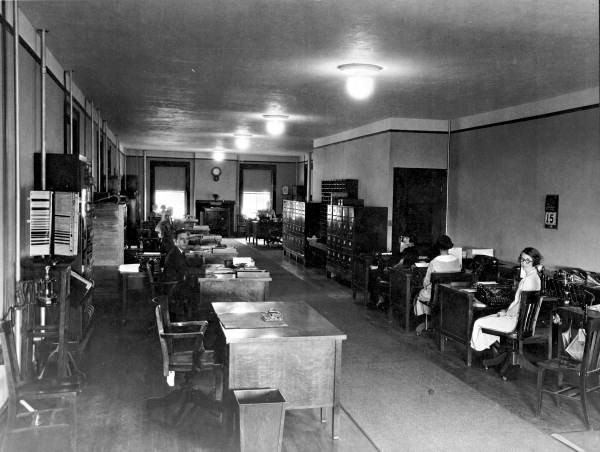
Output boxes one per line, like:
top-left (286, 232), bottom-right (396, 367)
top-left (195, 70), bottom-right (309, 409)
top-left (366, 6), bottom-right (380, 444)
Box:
top-left (265, 119), bottom-right (285, 136)
top-left (346, 75), bottom-right (375, 100)
top-left (234, 135), bottom-right (251, 150)
top-left (212, 150), bottom-right (225, 162)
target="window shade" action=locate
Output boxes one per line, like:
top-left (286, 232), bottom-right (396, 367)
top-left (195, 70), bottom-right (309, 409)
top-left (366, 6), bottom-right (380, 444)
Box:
top-left (154, 166), bottom-right (186, 191)
top-left (242, 169), bottom-right (272, 192)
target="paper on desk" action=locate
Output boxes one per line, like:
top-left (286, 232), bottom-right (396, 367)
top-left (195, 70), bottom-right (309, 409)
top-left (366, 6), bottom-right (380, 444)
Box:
top-left (460, 288), bottom-right (477, 293)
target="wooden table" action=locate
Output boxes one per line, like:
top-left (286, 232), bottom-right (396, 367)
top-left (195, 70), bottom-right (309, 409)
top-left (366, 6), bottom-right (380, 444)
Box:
top-left (250, 220), bottom-right (276, 245)
top-left (212, 301), bottom-right (347, 440)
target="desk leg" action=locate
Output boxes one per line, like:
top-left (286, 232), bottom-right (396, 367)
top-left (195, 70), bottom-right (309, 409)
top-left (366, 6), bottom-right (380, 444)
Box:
top-left (120, 274), bottom-right (128, 325)
top-left (467, 346), bottom-right (472, 367)
top-left (404, 276), bottom-right (411, 331)
top-left (331, 339), bottom-right (342, 440)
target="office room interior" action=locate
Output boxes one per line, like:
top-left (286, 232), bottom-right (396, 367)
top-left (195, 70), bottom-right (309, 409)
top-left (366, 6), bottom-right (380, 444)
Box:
top-left (0, 1), bottom-right (599, 451)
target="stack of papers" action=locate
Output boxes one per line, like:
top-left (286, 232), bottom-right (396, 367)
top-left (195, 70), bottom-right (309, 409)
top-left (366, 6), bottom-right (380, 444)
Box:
top-left (233, 257), bottom-right (254, 266)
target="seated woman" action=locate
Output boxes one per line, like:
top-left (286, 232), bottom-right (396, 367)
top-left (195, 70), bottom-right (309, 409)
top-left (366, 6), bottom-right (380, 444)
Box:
top-left (414, 235), bottom-right (461, 334)
top-left (470, 247), bottom-right (542, 352)
top-left (395, 234), bottom-right (419, 267)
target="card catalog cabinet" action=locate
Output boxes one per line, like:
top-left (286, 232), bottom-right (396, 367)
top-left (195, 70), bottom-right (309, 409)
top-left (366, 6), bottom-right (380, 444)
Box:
top-left (326, 205), bottom-right (387, 282)
top-left (282, 200), bottom-right (321, 262)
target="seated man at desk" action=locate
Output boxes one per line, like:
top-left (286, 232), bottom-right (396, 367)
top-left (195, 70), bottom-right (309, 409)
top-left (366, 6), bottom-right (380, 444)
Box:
top-left (164, 229), bottom-right (201, 318)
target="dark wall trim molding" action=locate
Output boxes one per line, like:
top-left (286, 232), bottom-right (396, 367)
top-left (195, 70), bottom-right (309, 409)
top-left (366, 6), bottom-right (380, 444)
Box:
top-left (313, 129), bottom-right (446, 150)
top-left (451, 104), bottom-right (599, 134)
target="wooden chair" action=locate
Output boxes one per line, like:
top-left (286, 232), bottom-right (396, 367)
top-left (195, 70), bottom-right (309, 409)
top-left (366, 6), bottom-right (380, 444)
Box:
top-left (144, 261), bottom-right (178, 327)
top-left (418, 271), bottom-right (468, 335)
top-left (155, 303), bottom-right (223, 401)
top-left (0, 320), bottom-right (81, 451)
top-left (536, 317), bottom-right (600, 429)
top-left (481, 290), bottom-right (542, 380)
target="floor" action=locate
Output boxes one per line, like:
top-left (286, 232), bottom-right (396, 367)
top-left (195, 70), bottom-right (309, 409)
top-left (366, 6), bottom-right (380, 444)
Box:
top-left (7, 238), bottom-right (600, 451)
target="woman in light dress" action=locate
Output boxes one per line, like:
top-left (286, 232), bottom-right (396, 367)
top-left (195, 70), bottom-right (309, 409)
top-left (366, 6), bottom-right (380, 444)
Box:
top-left (470, 247), bottom-right (542, 351)
top-left (414, 235), bottom-right (461, 335)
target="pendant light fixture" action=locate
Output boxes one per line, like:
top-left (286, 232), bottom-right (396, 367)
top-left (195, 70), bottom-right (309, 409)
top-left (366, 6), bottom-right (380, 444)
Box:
top-left (337, 63), bottom-right (383, 100)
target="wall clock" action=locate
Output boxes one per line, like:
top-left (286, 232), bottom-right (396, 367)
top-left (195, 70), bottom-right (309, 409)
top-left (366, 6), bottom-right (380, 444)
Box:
top-left (211, 166), bottom-right (222, 181)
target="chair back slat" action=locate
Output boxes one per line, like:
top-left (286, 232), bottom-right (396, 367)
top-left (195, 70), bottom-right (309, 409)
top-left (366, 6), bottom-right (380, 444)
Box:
top-left (518, 291), bottom-right (541, 339)
top-left (155, 305), bottom-right (171, 377)
top-left (583, 317), bottom-right (600, 374)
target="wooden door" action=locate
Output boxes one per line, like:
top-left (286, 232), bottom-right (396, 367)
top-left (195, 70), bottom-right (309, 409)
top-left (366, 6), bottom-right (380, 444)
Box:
top-left (392, 168), bottom-right (447, 253)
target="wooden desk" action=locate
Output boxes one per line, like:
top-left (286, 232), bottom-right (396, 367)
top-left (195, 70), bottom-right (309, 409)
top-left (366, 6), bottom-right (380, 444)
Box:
top-left (213, 301), bottom-right (347, 440)
top-left (251, 220), bottom-right (275, 245)
top-left (556, 305), bottom-right (600, 356)
top-left (438, 283), bottom-right (495, 366)
top-left (198, 276), bottom-right (272, 305)
top-left (352, 254), bottom-right (374, 305)
top-left (118, 263), bottom-right (146, 323)
top-left (388, 266), bottom-right (426, 331)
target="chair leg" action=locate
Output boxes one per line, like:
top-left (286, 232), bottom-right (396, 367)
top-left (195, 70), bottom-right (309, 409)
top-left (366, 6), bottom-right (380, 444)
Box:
top-left (536, 368), bottom-right (545, 417)
top-left (499, 356), bottom-right (513, 380)
top-left (71, 396), bottom-right (78, 452)
top-left (581, 387), bottom-right (591, 429)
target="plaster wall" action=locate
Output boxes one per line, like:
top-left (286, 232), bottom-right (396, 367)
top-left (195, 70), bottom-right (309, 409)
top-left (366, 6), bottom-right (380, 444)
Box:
top-left (312, 133), bottom-right (391, 206)
top-left (448, 108), bottom-right (600, 269)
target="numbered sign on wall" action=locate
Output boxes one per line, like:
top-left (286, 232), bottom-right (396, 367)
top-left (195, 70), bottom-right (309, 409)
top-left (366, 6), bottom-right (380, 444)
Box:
top-left (544, 194), bottom-right (559, 229)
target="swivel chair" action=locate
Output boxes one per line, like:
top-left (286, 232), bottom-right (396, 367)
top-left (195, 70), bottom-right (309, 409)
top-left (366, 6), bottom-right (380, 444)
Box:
top-left (481, 290), bottom-right (542, 380)
top-left (537, 316), bottom-right (600, 429)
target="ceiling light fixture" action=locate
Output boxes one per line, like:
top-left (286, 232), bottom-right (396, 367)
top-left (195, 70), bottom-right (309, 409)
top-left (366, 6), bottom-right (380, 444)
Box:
top-left (263, 114), bottom-right (289, 136)
top-left (234, 133), bottom-right (252, 150)
top-left (337, 63), bottom-right (383, 100)
top-left (212, 150), bottom-right (225, 162)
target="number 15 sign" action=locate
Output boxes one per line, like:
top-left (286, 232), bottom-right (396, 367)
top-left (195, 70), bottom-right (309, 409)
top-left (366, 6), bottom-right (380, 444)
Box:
top-left (544, 195), bottom-right (559, 229)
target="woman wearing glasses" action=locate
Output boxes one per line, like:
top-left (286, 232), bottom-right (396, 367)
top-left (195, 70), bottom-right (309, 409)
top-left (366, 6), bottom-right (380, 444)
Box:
top-left (470, 247), bottom-right (542, 352)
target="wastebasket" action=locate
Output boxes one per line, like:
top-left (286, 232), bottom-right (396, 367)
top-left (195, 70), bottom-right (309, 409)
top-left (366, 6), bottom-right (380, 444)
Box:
top-left (233, 388), bottom-right (286, 452)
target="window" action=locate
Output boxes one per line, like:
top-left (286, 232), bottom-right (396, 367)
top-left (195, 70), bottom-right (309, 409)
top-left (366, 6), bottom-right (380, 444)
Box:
top-left (154, 190), bottom-right (186, 219)
top-left (241, 191), bottom-right (271, 219)
top-left (150, 161), bottom-right (190, 220)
